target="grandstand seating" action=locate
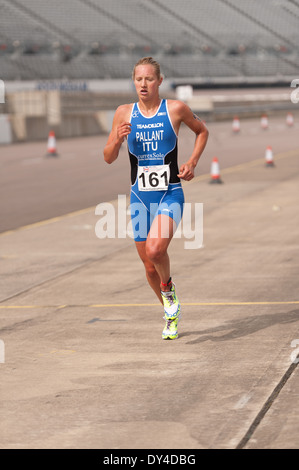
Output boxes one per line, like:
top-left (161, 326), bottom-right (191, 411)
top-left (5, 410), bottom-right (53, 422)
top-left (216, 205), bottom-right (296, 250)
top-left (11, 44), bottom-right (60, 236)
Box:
top-left (0, 0), bottom-right (298, 82)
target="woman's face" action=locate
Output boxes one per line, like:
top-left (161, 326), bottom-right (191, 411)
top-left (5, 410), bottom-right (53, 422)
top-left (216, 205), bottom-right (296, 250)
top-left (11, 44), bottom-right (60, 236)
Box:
top-left (133, 64), bottom-right (162, 101)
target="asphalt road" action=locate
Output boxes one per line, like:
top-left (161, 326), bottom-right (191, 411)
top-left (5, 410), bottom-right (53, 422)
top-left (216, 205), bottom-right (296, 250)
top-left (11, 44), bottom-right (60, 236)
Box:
top-left (1, 109), bottom-right (299, 449)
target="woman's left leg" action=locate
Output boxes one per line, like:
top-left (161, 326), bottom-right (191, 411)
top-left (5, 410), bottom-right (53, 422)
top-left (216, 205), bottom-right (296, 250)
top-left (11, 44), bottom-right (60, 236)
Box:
top-left (135, 240), bottom-right (163, 304)
top-left (145, 213), bottom-right (181, 339)
top-left (145, 213), bottom-right (175, 291)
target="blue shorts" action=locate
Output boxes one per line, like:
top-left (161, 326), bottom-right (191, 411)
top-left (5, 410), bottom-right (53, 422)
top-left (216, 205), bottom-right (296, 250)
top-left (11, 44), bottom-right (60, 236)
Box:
top-left (130, 182), bottom-right (184, 242)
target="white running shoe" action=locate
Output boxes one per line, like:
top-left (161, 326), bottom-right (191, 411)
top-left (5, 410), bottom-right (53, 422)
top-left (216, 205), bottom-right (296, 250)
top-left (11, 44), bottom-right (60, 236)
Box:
top-left (160, 282), bottom-right (180, 320)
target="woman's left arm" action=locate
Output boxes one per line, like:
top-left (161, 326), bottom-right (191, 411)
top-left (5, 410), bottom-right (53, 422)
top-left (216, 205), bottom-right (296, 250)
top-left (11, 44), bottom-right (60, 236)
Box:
top-left (173, 101), bottom-right (209, 181)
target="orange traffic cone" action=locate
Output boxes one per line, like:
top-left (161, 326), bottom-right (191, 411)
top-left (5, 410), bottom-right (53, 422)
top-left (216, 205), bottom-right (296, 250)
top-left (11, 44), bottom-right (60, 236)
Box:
top-left (46, 130), bottom-right (58, 156)
top-left (265, 146), bottom-right (275, 167)
top-left (232, 116), bottom-right (240, 133)
top-left (286, 112), bottom-right (294, 127)
top-left (209, 157), bottom-right (223, 184)
top-left (261, 114), bottom-right (268, 130)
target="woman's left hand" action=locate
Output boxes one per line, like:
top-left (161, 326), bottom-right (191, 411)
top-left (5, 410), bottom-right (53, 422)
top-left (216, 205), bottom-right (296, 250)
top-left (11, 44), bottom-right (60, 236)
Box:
top-left (177, 163), bottom-right (195, 181)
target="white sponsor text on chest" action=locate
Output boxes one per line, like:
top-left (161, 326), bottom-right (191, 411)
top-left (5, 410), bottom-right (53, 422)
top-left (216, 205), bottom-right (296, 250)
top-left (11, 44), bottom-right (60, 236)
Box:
top-left (136, 122), bottom-right (164, 152)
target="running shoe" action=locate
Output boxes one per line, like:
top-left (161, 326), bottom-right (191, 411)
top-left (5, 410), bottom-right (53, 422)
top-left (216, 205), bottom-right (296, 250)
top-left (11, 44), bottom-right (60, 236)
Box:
top-left (162, 313), bottom-right (181, 340)
top-left (160, 282), bottom-right (180, 319)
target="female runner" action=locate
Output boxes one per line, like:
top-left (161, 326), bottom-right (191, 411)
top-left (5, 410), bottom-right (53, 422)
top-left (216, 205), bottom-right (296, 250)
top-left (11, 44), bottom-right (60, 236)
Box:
top-left (104, 57), bottom-right (209, 339)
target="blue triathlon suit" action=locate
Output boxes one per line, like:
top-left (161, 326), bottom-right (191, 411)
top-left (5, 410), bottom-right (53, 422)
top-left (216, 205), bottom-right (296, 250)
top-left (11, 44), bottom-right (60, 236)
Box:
top-left (127, 99), bottom-right (184, 242)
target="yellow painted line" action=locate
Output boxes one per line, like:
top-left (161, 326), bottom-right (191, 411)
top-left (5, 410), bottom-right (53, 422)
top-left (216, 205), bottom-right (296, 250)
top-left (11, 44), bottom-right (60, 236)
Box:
top-left (183, 301), bottom-right (299, 306)
top-left (91, 301), bottom-right (299, 307)
top-left (1, 301), bottom-right (299, 309)
top-left (50, 349), bottom-right (76, 355)
top-left (90, 303), bottom-right (159, 308)
top-left (0, 304), bottom-right (160, 309)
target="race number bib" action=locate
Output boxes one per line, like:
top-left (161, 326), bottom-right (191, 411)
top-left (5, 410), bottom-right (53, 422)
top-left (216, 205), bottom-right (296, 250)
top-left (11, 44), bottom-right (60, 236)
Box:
top-left (138, 164), bottom-right (170, 191)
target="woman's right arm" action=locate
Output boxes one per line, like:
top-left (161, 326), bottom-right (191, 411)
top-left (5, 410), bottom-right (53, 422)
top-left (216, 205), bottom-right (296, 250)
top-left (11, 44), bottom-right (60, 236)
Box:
top-left (103, 105), bottom-right (132, 164)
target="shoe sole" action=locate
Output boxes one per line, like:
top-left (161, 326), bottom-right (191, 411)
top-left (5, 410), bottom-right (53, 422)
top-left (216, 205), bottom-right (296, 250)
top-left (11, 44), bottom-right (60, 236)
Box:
top-left (162, 334), bottom-right (179, 340)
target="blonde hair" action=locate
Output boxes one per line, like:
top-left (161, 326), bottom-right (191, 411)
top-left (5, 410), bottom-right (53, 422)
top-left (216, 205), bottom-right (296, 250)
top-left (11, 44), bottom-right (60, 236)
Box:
top-left (132, 56), bottom-right (161, 80)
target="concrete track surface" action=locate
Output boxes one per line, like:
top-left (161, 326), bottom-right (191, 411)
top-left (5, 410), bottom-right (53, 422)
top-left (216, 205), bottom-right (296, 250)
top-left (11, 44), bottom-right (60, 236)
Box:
top-left (1, 113), bottom-right (299, 450)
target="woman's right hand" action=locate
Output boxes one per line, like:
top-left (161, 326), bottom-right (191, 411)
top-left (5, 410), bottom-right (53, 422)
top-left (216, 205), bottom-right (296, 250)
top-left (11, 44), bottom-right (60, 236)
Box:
top-left (117, 122), bottom-right (132, 142)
